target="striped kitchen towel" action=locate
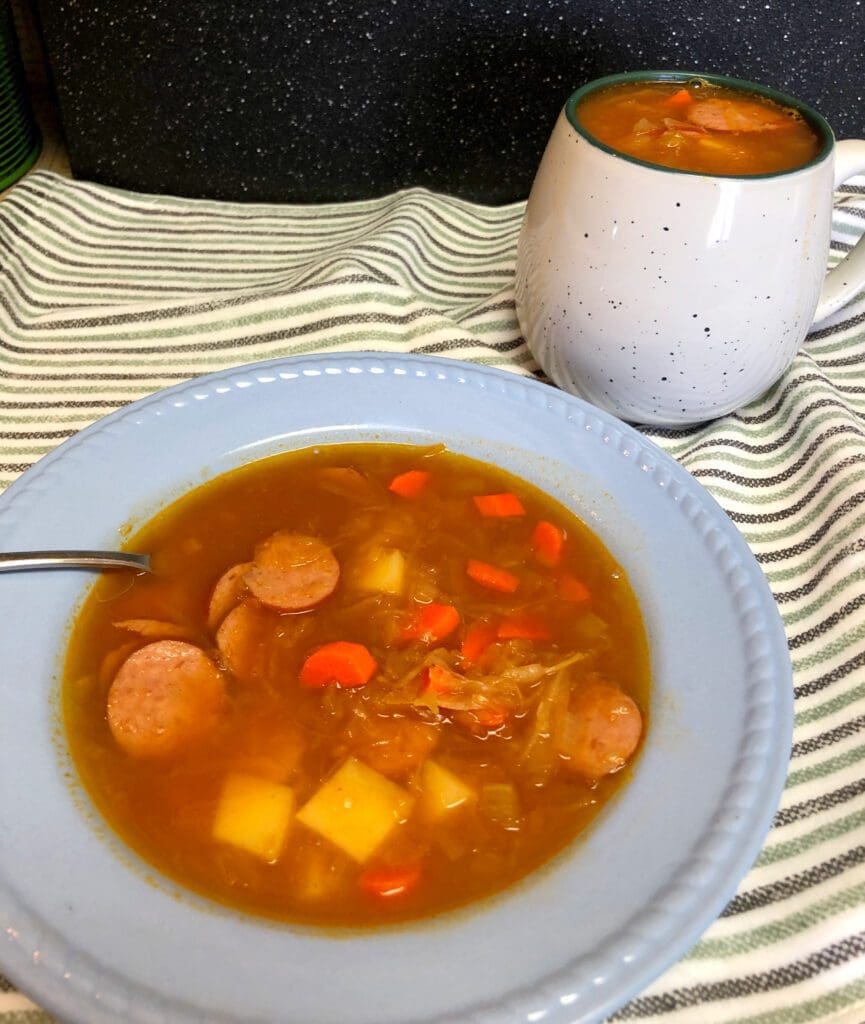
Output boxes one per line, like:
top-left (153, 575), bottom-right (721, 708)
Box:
top-left (0, 170), bottom-right (863, 1024)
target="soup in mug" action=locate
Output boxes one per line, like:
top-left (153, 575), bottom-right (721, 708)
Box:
top-left (64, 444), bottom-right (649, 926)
top-left (575, 78), bottom-right (822, 175)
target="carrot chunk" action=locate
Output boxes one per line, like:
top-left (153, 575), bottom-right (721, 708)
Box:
top-left (466, 559), bottom-right (519, 594)
top-left (531, 520), bottom-right (566, 568)
top-left (359, 863), bottom-right (421, 899)
top-left (421, 663), bottom-right (459, 696)
top-left (497, 612), bottom-right (552, 641)
top-left (474, 707), bottom-right (508, 728)
top-left (460, 621), bottom-right (498, 664)
top-left (455, 706), bottom-right (509, 733)
top-left (388, 469), bottom-right (430, 499)
top-left (663, 88), bottom-right (693, 112)
top-left (558, 572), bottom-right (591, 603)
top-left (299, 641), bottom-right (377, 688)
top-left (472, 492), bottom-right (526, 517)
top-left (401, 602), bottom-right (461, 644)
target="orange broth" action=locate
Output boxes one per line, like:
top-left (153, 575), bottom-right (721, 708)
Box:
top-left (575, 79), bottom-right (822, 175)
top-left (63, 444), bottom-right (650, 926)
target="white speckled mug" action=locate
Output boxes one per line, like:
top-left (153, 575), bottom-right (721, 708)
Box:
top-left (515, 71), bottom-right (865, 425)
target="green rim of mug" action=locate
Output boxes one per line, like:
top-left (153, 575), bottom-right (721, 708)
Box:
top-left (0, 129), bottom-right (37, 168)
top-left (565, 69), bottom-right (834, 179)
top-left (0, 134), bottom-right (40, 191)
top-left (0, 112), bottom-right (28, 139)
top-left (0, 102), bottom-right (33, 133)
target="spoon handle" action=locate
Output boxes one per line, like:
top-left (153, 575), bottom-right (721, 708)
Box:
top-left (0, 550), bottom-right (151, 573)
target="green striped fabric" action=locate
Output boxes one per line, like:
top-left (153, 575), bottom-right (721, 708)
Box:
top-left (0, 170), bottom-right (863, 1023)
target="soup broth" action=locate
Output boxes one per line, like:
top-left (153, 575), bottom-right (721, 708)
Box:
top-left (575, 79), bottom-right (822, 175)
top-left (64, 444), bottom-right (650, 926)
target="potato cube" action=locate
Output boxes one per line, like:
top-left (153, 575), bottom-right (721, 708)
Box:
top-left (212, 772), bottom-right (295, 862)
top-left (480, 782), bottom-right (521, 828)
top-left (420, 760), bottom-right (475, 821)
top-left (296, 757), bottom-right (414, 863)
top-left (359, 547), bottom-right (406, 595)
top-left (295, 847), bottom-right (349, 903)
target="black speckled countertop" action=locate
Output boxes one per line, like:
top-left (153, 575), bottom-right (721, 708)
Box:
top-left (34, 0), bottom-right (865, 203)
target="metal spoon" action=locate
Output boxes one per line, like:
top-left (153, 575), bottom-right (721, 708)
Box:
top-left (0, 550), bottom-right (151, 573)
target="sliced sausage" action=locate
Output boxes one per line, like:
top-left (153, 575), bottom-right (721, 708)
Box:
top-left (107, 640), bottom-right (226, 758)
top-left (245, 532), bottom-right (339, 612)
top-left (99, 641), bottom-right (139, 687)
top-left (314, 466), bottom-right (380, 503)
top-left (114, 618), bottom-right (199, 642)
top-left (217, 598), bottom-right (314, 687)
top-left (216, 600), bottom-right (272, 682)
top-left (562, 681), bottom-right (643, 779)
top-left (345, 714), bottom-right (439, 780)
top-left (686, 98), bottom-right (793, 133)
top-left (206, 561), bottom-right (253, 631)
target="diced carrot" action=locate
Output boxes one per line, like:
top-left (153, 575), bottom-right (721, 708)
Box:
top-left (497, 612), bottom-right (552, 641)
top-left (388, 469), bottom-right (430, 499)
top-left (401, 602), bottom-right (460, 644)
top-left (472, 492), bottom-right (526, 517)
top-left (299, 641), bottom-right (377, 688)
top-left (460, 621), bottom-right (498, 664)
top-left (421, 663), bottom-right (459, 697)
top-left (475, 707), bottom-right (508, 728)
top-left (663, 88), bottom-right (693, 112)
top-left (531, 520), bottom-right (566, 568)
top-left (558, 572), bottom-right (591, 603)
top-left (455, 707), bottom-right (509, 733)
top-left (466, 559), bottom-right (519, 594)
top-left (359, 862), bottom-right (422, 899)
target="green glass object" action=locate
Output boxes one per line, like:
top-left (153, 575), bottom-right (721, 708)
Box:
top-left (0, 0), bottom-right (40, 191)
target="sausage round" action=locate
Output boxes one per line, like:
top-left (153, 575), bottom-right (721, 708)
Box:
top-left (107, 639), bottom-right (226, 758)
top-left (206, 561), bottom-right (253, 630)
top-left (686, 98), bottom-right (792, 133)
top-left (245, 532), bottom-right (339, 612)
top-left (563, 681), bottom-right (643, 778)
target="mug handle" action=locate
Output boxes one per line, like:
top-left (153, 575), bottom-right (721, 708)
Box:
top-left (812, 139), bottom-right (865, 325)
